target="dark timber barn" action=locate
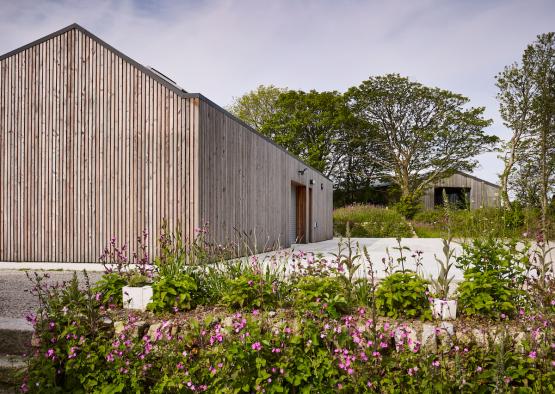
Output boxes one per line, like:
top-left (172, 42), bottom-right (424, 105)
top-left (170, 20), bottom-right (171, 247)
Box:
top-left (421, 171), bottom-right (500, 210)
top-left (0, 24), bottom-right (333, 262)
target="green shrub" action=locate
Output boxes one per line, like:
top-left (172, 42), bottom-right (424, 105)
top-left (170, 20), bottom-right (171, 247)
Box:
top-left (293, 276), bottom-right (348, 317)
top-left (147, 274), bottom-right (198, 313)
top-left (24, 271), bottom-right (108, 392)
top-left (93, 272), bottom-right (127, 306)
top-left (333, 204), bottom-right (413, 237)
top-left (375, 271), bottom-right (431, 319)
top-left (394, 194), bottom-right (422, 219)
top-left (456, 237), bottom-right (530, 317)
top-left (222, 272), bottom-right (282, 310)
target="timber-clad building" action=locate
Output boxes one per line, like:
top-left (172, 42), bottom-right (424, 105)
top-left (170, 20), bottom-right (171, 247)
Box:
top-left (0, 24), bottom-right (333, 262)
top-left (422, 171), bottom-right (500, 210)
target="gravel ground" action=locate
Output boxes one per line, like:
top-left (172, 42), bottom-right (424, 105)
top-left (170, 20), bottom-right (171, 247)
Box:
top-left (0, 270), bottom-right (102, 319)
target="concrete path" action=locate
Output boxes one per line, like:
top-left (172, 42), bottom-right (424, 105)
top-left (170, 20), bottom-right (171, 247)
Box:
top-left (289, 238), bottom-right (465, 280)
top-left (1, 237), bottom-right (553, 283)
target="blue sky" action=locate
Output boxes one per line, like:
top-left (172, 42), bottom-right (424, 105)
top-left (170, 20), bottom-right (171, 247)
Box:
top-left (1, 0), bottom-right (554, 184)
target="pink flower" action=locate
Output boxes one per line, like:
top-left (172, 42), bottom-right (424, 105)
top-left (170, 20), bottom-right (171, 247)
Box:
top-left (251, 342), bottom-right (262, 351)
top-left (476, 366), bottom-right (483, 372)
top-left (45, 349), bottom-right (55, 359)
top-left (432, 360), bottom-right (440, 368)
top-left (529, 351), bottom-right (537, 359)
top-left (408, 366), bottom-right (419, 376)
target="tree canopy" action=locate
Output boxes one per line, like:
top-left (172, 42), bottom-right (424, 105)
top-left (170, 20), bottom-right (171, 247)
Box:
top-left (496, 32), bottom-right (555, 234)
top-left (227, 85), bottom-right (286, 130)
top-left (228, 76), bottom-right (498, 214)
top-left (346, 74), bottom-right (497, 204)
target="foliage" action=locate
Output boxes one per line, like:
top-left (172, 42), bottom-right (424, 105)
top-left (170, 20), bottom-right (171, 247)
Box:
top-left (23, 271), bottom-right (109, 393)
top-left (412, 206), bottom-right (553, 240)
top-left (346, 73), bottom-right (497, 206)
top-left (229, 86), bottom-right (381, 194)
top-left (292, 276), bottom-right (348, 318)
top-left (147, 274), bottom-right (198, 313)
top-left (333, 204), bottom-right (413, 238)
top-left (21, 231), bottom-right (555, 393)
top-left (221, 271), bottom-right (284, 310)
top-left (227, 84), bottom-right (286, 130)
top-left (456, 237), bottom-right (530, 317)
top-left (261, 89), bottom-right (369, 181)
top-left (394, 193), bottom-right (422, 219)
top-left (496, 32), bottom-right (555, 236)
top-left (25, 304), bottom-right (555, 393)
top-left (375, 271), bottom-right (431, 320)
top-left (429, 237), bottom-right (456, 300)
top-left (126, 271), bottom-right (151, 287)
top-left (99, 230), bottom-right (154, 279)
top-left (92, 272), bottom-right (127, 307)
top-left (429, 194), bottom-right (456, 300)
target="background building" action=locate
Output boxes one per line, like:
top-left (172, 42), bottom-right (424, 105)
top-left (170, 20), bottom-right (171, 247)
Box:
top-left (421, 171), bottom-right (500, 210)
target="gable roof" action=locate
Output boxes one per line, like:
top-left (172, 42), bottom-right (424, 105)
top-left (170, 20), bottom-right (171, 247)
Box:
top-left (0, 23), bottom-right (195, 99)
top-left (453, 171), bottom-right (500, 189)
top-left (0, 23), bottom-right (331, 183)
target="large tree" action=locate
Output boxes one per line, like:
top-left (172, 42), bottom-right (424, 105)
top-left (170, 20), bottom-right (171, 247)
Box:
top-left (496, 33), bottom-right (555, 234)
top-left (227, 85), bottom-right (286, 130)
top-left (495, 63), bottom-right (535, 208)
top-left (346, 74), bottom-right (497, 212)
top-left (261, 90), bottom-right (378, 183)
top-left (229, 86), bottom-right (380, 191)
top-left (524, 33), bottom-right (555, 234)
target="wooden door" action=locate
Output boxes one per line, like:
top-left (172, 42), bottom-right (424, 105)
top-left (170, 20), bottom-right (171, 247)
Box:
top-left (296, 185), bottom-right (307, 243)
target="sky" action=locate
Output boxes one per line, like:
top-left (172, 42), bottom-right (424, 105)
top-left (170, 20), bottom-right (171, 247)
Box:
top-left (1, 0), bottom-right (554, 184)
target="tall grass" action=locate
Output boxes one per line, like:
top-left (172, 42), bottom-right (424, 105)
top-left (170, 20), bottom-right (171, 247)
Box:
top-left (333, 204), bottom-right (413, 238)
top-left (412, 207), bottom-right (552, 239)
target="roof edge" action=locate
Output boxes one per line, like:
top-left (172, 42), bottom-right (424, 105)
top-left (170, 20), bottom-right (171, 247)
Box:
top-left (0, 23), bottom-right (194, 100)
top-left (454, 170), bottom-right (500, 189)
top-left (0, 23), bottom-right (80, 61)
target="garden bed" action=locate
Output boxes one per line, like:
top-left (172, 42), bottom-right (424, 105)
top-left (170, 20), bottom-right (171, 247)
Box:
top-left (18, 227), bottom-right (555, 392)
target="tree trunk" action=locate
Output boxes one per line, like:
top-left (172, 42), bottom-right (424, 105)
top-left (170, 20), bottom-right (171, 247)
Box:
top-left (540, 120), bottom-right (548, 237)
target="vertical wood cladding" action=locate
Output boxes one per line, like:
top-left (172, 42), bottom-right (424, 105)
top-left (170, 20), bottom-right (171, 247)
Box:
top-left (0, 24), bottom-right (333, 262)
top-left (197, 98), bottom-right (333, 252)
top-left (0, 28), bottom-right (199, 262)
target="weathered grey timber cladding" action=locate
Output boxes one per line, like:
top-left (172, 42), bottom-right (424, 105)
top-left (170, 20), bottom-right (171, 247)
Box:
top-left (421, 171), bottom-right (500, 210)
top-left (0, 24), bottom-right (333, 262)
top-left (198, 98), bottom-right (333, 252)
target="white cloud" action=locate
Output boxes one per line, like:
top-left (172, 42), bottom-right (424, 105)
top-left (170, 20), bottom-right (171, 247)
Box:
top-left (1, 0), bottom-right (554, 183)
